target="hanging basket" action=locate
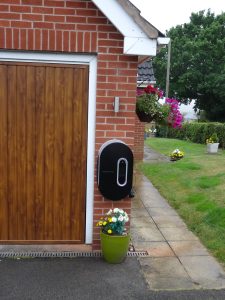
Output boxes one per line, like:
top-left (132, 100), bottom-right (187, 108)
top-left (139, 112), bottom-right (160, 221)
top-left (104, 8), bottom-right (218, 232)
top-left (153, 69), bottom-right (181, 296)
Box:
top-left (136, 110), bottom-right (154, 123)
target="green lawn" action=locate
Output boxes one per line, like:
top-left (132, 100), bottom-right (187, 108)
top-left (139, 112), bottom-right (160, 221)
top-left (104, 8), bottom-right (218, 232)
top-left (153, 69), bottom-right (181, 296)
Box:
top-left (139, 137), bottom-right (225, 267)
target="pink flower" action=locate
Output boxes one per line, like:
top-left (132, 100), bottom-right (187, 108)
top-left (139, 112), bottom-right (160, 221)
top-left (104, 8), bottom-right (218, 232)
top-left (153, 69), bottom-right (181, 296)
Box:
top-left (165, 98), bottom-right (183, 128)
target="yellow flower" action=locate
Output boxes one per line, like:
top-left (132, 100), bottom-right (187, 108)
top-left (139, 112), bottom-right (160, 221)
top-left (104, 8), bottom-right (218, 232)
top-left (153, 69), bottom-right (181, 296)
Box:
top-left (108, 217), bottom-right (112, 222)
top-left (103, 221), bottom-right (107, 226)
top-left (98, 221), bottom-right (103, 226)
top-left (107, 229), bottom-right (112, 234)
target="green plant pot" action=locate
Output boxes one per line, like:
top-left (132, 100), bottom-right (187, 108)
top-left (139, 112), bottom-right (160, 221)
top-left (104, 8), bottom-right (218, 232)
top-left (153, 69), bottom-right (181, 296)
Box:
top-left (100, 231), bottom-right (130, 264)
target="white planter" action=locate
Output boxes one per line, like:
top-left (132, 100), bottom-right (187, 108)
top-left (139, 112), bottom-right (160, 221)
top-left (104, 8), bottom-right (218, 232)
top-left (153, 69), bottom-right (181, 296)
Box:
top-left (207, 143), bottom-right (219, 154)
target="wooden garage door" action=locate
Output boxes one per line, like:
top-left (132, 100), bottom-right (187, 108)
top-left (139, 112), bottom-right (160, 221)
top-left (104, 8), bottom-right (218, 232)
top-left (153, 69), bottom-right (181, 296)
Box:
top-left (0, 62), bottom-right (88, 243)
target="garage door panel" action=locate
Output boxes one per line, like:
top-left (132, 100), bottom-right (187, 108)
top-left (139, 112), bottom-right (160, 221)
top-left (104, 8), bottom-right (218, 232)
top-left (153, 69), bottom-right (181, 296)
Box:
top-left (26, 66), bottom-right (36, 241)
top-left (0, 63), bottom-right (88, 243)
top-left (16, 65), bottom-right (27, 240)
top-left (0, 65), bottom-right (8, 240)
top-left (71, 68), bottom-right (88, 241)
top-left (53, 67), bottom-right (64, 240)
top-left (7, 66), bottom-right (18, 240)
top-left (35, 67), bottom-right (46, 241)
top-left (62, 68), bottom-right (73, 241)
top-left (44, 66), bottom-right (55, 241)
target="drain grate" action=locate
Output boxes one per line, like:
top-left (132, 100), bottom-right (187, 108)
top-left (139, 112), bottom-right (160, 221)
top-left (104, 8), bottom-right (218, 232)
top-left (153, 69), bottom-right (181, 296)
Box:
top-left (0, 251), bottom-right (148, 259)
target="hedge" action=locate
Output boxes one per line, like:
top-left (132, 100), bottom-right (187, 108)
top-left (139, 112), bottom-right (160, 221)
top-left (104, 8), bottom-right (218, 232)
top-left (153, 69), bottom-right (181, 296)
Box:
top-left (156, 122), bottom-right (225, 148)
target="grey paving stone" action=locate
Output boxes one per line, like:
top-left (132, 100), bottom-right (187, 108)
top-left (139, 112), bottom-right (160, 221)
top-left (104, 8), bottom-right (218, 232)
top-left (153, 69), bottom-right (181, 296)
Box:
top-left (131, 198), bottom-right (144, 208)
top-left (169, 241), bottom-right (209, 256)
top-left (131, 208), bottom-right (149, 218)
top-left (130, 216), bottom-right (154, 227)
top-left (131, 226), bottom-right (165, 243)
top-left (151, 215), bottom-right (187, 228)
top-left (139, 257), bottom-right (197, 290)
top-left (180, 256), bottom-right (225, 289)
top-left (143, 198), bottom-right (171, 208)
top-left (146, 207), bottom-right (179, 217)
top-left (159, 227), bottom-right (199, 241)
top-left (135, 241), bottom-right (175, 257)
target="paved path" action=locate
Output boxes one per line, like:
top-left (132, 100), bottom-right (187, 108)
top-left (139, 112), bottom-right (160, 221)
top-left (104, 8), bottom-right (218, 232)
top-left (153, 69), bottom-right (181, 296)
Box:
top-left (143, 145), bottom-right (170, 163)
top-left (131, 144), bottom-right (225, 290)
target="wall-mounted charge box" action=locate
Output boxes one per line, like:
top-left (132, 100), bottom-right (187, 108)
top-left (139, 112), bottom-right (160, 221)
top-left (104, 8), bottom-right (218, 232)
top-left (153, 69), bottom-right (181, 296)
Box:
top-left (97, 139), bottom-right (133, 201)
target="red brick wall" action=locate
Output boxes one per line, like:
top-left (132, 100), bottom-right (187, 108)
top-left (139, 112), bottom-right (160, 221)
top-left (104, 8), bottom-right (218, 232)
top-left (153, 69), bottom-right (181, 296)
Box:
top-left (0, 0), bottom-right (138, 249)
top-left (134, 115), bottom-right (145, 161)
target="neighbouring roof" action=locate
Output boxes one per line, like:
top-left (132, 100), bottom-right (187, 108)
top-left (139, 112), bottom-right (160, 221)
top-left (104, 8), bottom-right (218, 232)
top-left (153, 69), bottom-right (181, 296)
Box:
top-left (137, 60), bottom-right (156, 85)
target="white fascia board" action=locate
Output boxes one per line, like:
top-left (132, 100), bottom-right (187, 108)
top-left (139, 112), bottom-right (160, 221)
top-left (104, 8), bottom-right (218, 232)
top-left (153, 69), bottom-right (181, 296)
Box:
top-left (157, 37), bottom-right (170, 45)
top-left (92, 0), bottom-right (147, 38)
top-left (124, 37), bottom-right (157, 56)
top-left (92, 0), bottom-right (158, 56)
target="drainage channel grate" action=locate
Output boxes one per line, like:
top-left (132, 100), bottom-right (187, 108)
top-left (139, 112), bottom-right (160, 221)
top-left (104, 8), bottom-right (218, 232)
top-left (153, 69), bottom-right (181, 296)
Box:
top-left (0, 251), bottom-right (148, 258)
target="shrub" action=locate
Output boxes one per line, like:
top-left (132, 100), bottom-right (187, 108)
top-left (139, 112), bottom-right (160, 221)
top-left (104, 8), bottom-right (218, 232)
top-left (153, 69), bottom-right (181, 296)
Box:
top-left (156, 122), bottom-right (225, 148)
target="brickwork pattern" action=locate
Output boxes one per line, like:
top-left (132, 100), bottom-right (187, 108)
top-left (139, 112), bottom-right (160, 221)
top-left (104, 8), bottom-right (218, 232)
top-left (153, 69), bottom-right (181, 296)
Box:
top-left (134, 115), bottom-right (145, 161)
top-left (0, 0), bottom-right (138, 249)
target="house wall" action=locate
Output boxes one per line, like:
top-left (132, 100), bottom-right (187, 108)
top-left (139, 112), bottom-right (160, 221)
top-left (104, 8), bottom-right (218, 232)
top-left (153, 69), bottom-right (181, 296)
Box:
top-left (0, 0), bottom-right (138, 249)
top-left (134, 115), bottom-right (145, 161)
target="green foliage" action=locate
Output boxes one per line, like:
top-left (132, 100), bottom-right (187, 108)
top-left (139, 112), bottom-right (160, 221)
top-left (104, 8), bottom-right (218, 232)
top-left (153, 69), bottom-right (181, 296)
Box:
top-left (157, 122), bottom-right (225, 148)
top-left (196, 175), bottom-right (222, 189)
top-left (153, 10), bottom-right (225, 121)
top-left (136, 93), bottom-right (170, 123)
top-left (210, 133), bottom-right (219, 143)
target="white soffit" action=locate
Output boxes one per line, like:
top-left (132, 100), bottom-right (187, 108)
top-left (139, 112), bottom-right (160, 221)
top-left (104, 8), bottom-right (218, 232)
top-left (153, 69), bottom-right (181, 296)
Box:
top-left (92, 0), bottom-right (157, 56)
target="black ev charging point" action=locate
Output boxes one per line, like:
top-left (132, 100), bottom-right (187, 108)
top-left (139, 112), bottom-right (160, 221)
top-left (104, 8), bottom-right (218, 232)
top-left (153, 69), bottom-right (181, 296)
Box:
top-left (97, 139), bottom-right (133, 201)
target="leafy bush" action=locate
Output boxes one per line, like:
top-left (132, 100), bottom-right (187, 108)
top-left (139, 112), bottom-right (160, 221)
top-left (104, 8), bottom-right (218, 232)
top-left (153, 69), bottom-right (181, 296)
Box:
top-left (156, 122), bottom-right (225, 148)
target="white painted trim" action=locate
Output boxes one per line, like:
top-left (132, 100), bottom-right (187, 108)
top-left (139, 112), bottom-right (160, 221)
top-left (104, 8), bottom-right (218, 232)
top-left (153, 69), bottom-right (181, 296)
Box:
top-left (92, 0), bottom-right (147, 38)
top-left (0, 51), bottom-right (96, 244)
top-left (92, 0), bottom-right (157, 56)
top-left (157, 37), bottom-right (170, 45)
top-left (124, 37), bottom-right (157, 56)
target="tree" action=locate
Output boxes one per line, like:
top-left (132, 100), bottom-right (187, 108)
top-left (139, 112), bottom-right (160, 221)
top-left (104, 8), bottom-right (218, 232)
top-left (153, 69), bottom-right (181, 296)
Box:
top-left (153, 10), bottom-right (225, 121)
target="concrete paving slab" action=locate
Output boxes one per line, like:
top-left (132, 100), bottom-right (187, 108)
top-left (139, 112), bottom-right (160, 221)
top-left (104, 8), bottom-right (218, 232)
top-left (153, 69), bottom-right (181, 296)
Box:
top-left (151, 215), bottom-right (187, 228)
top-left (131, 198), bottom-right (145, 209)
top-left (139, 257), bottom-right (197, 290)
top-left (144, 145), bottom-right (170, 164)
top-left (143, 200), bottom-right (170, 209)
top-left (131, 226), bottom-right (165, 243)
top-left (142, 199), bottom-right (171, 209)
top-left (135, 241), bottom-right (175, 257)
top-left (131, 208), bottom-right (150, 217)
top-left (168, 241), bottom-right (209, 256)
top-left (131, 216), bottom-right (154, 227)
top-left (159, 227), bottom-right (199, 241)
top-left (180, 256), bottom-right (225, 289)
top-left (146, 207), bottom-right (180, 217)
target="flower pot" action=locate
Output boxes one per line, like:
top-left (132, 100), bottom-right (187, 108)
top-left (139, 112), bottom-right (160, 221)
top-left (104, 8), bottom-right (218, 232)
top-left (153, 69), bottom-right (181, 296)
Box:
top-left (136, 110), bottom-right (154, 123)
top-left (207, 143), bottom-right (219, 154)
top-left (100, 231), bottom-right (130, 264)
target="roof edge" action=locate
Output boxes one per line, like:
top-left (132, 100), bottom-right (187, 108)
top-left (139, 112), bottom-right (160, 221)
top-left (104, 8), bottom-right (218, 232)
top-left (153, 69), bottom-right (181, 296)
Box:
top-left (116, 0), bottom-right (165, 38)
